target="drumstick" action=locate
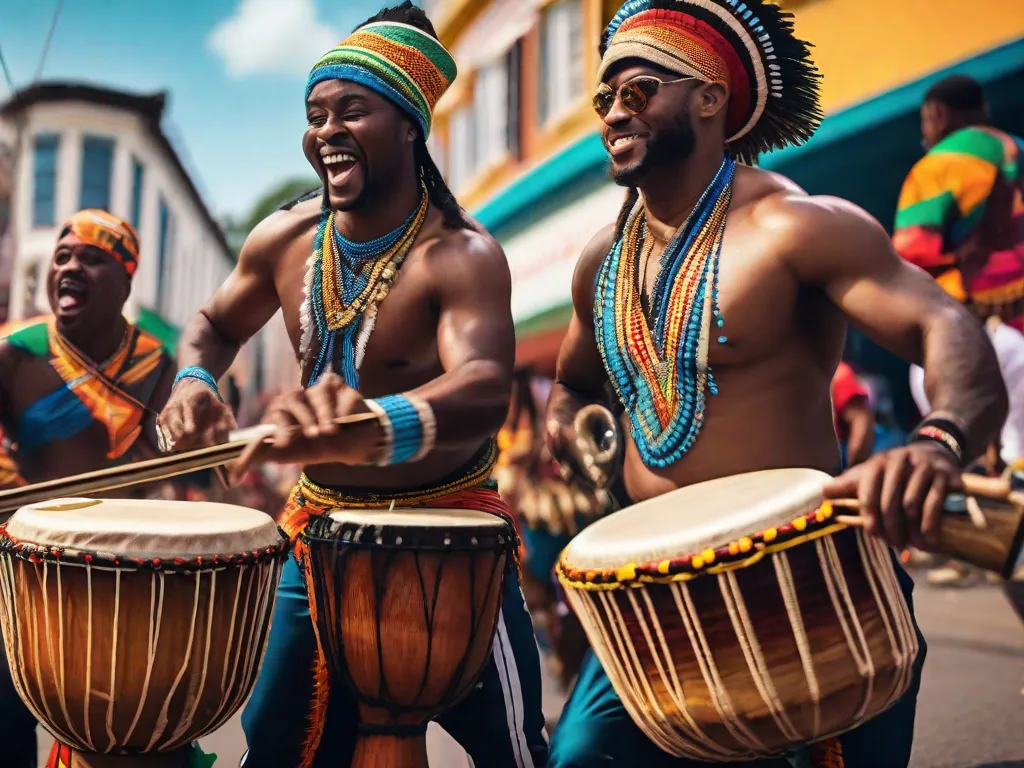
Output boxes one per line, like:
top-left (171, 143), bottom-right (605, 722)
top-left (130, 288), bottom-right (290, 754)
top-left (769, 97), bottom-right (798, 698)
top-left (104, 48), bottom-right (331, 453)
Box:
top-left (0, 412), bottom-right (378, 516)
top-left (832, 495), bottom-right (988, 530)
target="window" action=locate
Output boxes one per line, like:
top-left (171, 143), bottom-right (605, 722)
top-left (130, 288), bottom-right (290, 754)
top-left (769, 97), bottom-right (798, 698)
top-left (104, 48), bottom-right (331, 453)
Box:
top-left (474, 60), bottom-right (510, 169)
top-left (539, 0), bottom-right (584, 126)
top-left (32, 134), bottom-right (60, 227)
top-left (130, 158), bottom-right (144, 229)
top-left (157, 198), bottom-right (172, 308)
top-left (79, 135), bottom-right (115, 211)
top-left (447, 106), bottom-right (475, 193)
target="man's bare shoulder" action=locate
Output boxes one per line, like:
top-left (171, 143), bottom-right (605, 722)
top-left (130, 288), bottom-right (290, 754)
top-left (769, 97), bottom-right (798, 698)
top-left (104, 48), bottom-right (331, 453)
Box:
top-left (424, 214), bottom-right (511, 285)
top-left (240, 196), bottom-right (322, 268)
top-left (747, 181), bottom-right (891, 266)
top-left (574, 223), bottom-right (616, 298)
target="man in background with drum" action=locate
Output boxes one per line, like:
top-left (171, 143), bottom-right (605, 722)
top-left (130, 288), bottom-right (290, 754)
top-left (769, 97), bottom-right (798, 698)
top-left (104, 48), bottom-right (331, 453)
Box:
top-left (157, 3), bottom-right (548, 767)
top-left (0, 209), bottom-right (175, 768)
top-left (543, 0), bottom-right (1006, 766)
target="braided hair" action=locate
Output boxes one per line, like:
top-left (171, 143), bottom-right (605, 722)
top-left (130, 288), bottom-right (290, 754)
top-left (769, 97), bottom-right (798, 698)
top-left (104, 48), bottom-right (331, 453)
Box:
top-left (357, 1), bottom-right (471, 230)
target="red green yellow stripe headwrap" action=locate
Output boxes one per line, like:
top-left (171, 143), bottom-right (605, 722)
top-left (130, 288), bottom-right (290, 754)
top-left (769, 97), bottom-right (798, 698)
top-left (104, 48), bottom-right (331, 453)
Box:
top-left (305, 21), bottom-right (457, 139)
top-left (599, 0), bottom-right (823, 163)
top-left (58, 209), bottom-right (140, 278)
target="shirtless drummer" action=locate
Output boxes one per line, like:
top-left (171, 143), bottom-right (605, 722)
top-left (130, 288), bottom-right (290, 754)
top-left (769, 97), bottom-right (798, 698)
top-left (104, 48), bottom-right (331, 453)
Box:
top-left (544, 1), bottom-right (1006, 766)
top-left (157, 3), bottom-right (548, 766)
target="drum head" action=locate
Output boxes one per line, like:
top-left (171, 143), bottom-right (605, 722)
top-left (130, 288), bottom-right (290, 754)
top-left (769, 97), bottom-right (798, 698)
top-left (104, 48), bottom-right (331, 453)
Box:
top-left (326, 508), bottom-right (509, 528)
top-left (5, 498), bottom-right (283, 559)
top-left (304, 507), bottom-right (512, 552)
top-left (562, 469), bottom-right (831, 571)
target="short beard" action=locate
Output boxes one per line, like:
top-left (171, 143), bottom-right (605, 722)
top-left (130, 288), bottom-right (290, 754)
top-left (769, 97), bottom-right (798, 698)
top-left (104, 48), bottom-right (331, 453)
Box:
top-left (610, 113), bottom-right (697, 188)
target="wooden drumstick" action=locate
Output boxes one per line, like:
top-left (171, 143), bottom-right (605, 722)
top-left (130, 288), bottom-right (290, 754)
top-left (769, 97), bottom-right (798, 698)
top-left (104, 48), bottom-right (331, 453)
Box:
top-left (827, 475), bottom-right (1024, 578)
top-left (0, 412), bottom-right (378, 516)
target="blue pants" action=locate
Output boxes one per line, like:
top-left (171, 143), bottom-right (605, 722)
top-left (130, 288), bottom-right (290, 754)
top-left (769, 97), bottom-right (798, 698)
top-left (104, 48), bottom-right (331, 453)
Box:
top-left (549, 558), bottom-right (926, 767)
top-left (0, 643), bottom-right (37, 768)
top-left (241, 556), bottom-right (549, 767)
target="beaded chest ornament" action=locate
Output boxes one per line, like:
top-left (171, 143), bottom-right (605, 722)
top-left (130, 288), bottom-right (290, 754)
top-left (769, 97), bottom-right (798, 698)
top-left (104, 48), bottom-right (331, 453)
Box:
top-left (595, 156), bottom-right (735, 468)
top-left (299, 185), bottom-right (429, 387)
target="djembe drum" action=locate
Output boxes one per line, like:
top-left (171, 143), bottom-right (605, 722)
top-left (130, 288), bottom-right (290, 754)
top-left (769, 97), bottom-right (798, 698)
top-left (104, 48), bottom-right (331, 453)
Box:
top-left (0, 497), bottom-right (288, 768)
top-left (558, 469), bottom-right (922, 762)
top-left (301, 508), bottom-right (515, 768)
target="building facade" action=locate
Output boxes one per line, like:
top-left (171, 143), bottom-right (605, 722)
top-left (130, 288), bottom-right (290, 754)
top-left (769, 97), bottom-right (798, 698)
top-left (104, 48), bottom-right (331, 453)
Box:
top-left (425, 0), bottom-right (1024, 423)
top-left (0, 83), bottom-right (293, 403)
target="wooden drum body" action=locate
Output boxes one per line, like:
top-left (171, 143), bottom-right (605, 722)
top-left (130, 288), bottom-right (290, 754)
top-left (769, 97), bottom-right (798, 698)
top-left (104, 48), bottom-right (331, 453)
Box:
top-left (0, 498), bottom-right (288, 767)
top-left (557, 469), bottom-right (920, 762)
top-left (301, 508), bottom-right (515, 768)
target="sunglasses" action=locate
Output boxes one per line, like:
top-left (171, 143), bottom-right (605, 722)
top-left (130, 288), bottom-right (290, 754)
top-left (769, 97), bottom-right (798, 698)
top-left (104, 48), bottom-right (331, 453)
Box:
top-left (592, 76), bottom-right (696, 119)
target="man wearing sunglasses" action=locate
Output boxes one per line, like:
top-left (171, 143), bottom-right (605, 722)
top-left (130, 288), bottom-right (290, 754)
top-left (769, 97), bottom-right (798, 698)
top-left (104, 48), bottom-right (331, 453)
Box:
top-left (545, 1), bottom-right (1007, 766)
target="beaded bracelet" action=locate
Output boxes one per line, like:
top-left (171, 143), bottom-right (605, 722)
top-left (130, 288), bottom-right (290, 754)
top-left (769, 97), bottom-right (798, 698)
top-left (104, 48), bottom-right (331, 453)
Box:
top-left (911, 424), bottom-right (965, 465)
top-left (363, 394), bottom-right (436, 466)
top-left (173, 366), bottom-right (223, 402)
top-left (407, 393), bottom-right (437, 462)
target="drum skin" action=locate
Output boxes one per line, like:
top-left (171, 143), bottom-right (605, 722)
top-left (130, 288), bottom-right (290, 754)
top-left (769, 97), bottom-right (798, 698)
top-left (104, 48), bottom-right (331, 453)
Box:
top-left (302, 510), bottom-right (514, 768)
top-left (0, 499), bottom-right (288, 759)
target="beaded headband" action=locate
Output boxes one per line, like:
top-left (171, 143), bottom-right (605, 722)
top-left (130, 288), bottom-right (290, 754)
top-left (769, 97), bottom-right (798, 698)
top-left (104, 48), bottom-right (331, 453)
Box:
top-left (305, 21), bottom-right (457, 139)
top-left (599, 0), bottom-right (823, 163)
top-left (58, 209), bottom-right (140, 278)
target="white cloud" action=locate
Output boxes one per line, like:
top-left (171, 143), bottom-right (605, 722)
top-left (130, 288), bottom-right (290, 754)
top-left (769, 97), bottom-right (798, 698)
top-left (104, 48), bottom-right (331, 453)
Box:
top-left (207, 0), bottom-right (340, 78)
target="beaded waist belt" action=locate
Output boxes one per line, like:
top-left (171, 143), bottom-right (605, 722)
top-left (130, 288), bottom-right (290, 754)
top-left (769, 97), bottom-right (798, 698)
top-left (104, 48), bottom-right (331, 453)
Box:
top-left (280, 440), bottom-right (501, 544)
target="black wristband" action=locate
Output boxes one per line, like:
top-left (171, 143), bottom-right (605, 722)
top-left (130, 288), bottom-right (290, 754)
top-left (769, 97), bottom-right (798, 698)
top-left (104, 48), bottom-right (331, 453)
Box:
top-left (909, 418), bottom-right (966, 466)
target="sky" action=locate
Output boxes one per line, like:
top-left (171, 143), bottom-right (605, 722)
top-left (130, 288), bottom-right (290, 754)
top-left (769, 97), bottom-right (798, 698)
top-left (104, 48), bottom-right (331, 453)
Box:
top-left (0, 0), bottom-right (420, 221)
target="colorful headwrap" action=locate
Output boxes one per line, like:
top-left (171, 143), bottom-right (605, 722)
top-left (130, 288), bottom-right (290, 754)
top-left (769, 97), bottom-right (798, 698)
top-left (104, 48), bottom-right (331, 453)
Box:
top-left (58, 209), bottom-right (140, 278)
top-left (305, 21), bottom-right (457, 139)
top-left (599, 0), bottom-right (823, 163)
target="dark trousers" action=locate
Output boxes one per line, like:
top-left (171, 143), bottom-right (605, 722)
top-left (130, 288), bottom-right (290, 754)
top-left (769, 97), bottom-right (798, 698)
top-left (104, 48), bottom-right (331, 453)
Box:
top-left (240, 555), bottom-right (549, 767)
top-left (1, 643), bottom-right (38, 768)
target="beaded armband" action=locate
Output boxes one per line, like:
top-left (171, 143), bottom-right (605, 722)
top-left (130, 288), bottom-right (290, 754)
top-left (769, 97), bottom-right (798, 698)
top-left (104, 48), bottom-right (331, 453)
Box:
top-left (910, 413), bottom-right (967, 465)
top-left (173, 366), bottom-right (223, 402)
top-left (364, 394), bottom-right (436, 466)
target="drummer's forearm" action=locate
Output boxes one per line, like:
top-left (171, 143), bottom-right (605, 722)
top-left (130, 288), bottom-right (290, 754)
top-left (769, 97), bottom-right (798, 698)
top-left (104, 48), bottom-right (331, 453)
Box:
top-left (921, 309), bottom-right (1007, 460)
top-left (176, 311), bottom-right (242, 380)
top-left (402, 359), bottom-right (511, 451)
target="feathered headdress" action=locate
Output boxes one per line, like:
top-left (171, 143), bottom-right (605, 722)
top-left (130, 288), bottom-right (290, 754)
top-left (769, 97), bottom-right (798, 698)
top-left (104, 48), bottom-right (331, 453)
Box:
top-left (600, 0), bottom-right (823, 163)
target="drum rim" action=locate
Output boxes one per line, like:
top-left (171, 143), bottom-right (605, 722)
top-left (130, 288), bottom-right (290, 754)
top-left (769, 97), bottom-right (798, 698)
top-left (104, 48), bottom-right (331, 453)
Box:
top-left (301, 512), bottom-right (516, 554)
top-left (556, 500), bottom-right (846, 590)
top-left (0, 522), bottom-right (290, 572)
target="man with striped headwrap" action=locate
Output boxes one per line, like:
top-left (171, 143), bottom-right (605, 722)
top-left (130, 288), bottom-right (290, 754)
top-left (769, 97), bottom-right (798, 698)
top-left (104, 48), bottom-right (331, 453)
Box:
top-left (0, 208), bottom-right (175, 768)
top-left (158, 3), bottom-right (548, 767)
top-left (545, 1), bottom-right (1006, 766)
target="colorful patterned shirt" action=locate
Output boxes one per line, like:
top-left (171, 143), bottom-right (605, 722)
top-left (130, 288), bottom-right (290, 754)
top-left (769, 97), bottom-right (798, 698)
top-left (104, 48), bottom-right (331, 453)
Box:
top-left (893, 126), bottom-right (1024, 327)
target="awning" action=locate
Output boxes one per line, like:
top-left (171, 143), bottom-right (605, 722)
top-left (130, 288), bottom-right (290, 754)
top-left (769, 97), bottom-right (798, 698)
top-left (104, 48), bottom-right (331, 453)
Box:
top-left (135, 306), bottom-right (181, 355)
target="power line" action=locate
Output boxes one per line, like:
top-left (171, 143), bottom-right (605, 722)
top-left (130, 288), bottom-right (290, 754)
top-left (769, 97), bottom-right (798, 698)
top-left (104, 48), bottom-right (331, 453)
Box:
top-left (0, 41), bottom-right (15, 96)
top-left (33, 0), bottom-right (63, 84)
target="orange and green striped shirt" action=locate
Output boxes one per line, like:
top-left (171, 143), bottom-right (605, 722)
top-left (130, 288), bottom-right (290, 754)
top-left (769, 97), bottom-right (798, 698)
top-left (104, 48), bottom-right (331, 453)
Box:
top-left (894, 126), bottom-right (1024, 324)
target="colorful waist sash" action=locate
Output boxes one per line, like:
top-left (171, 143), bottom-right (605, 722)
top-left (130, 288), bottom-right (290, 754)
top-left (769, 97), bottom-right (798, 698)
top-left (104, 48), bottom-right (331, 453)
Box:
top-left (279, 440), bottom-right (508, 546)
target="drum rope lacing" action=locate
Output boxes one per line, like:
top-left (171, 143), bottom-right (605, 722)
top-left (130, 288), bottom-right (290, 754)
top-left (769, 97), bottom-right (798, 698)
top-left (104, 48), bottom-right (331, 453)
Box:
top-left (0, 528), bottom-right (286, 755)
top-left (562, 528), bottom-right (919, 761)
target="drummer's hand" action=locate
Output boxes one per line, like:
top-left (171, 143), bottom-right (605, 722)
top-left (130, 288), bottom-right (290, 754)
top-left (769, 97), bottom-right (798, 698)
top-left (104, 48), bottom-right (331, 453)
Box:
top-left (823, 442), bottom-right (962, 551)
top-left (545, 411), bottom-right (591, 488)
top-left (230, 374), bottom-right (383, 482)
top-left (158, 378), bottom-right (237, 452)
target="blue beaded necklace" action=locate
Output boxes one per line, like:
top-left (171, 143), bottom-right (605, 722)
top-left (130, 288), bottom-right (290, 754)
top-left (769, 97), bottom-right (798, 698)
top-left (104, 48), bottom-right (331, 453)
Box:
top-left (301, 188), bottom-right (428, 387)
top-left (594, 157), bottom-right (735, 468)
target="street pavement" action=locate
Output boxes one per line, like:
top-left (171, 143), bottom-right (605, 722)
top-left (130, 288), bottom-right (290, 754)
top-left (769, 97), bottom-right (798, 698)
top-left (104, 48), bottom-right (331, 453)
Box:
top-left (35, 575), bottom-right (1024, 767)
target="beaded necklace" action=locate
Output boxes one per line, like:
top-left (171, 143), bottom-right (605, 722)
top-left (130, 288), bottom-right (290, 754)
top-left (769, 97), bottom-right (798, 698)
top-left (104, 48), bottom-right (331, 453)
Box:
top-left (594, 157), bottom-right (735, 468)
top-left (300, 184), bottom-right (429, 387)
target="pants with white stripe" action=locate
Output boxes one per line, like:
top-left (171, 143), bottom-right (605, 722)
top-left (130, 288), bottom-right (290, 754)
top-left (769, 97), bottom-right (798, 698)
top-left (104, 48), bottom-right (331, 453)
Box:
top-left (241, 555), bottom-right (549, 767)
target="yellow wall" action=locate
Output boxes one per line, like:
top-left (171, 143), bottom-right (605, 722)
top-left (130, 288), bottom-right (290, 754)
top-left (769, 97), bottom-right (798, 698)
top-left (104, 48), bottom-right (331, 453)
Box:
top-left (433, 0), bottom-right (1024, 208)
top-left (789, 0), bottom-right (1024, 112)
